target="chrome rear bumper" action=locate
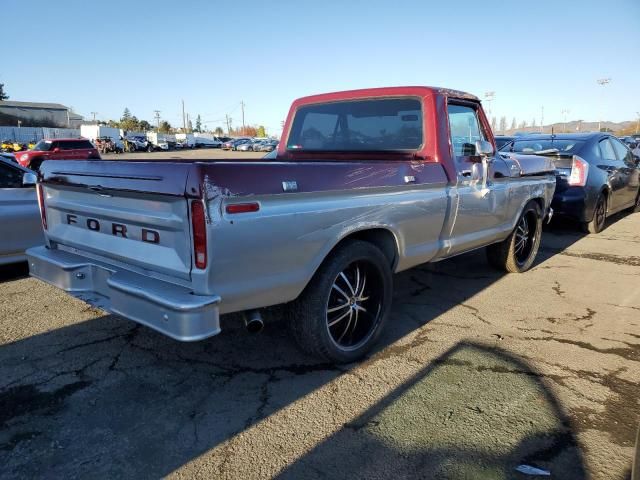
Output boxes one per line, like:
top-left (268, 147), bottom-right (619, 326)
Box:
top-left (26, 246), bottom-right (221, 341)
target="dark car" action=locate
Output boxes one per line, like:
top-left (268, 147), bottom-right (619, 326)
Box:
top-left (502, 133), bottom-right (640, 233)
top-left (495, 135), bottom-right (515, 151)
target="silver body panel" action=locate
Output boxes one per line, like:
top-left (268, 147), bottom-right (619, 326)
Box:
top-left (27, 163), bottom-right (554, 341)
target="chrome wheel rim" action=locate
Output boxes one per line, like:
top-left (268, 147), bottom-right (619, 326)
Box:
top-left (515, 212), bottom-right (536, 265)
top-left (325, 261), bottom-right (383, 351)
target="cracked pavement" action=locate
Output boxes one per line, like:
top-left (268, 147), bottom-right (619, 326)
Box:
top-left (1, 212), bottom-right (639, 479)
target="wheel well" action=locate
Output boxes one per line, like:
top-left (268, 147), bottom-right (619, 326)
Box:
top-left (530, 197), bottom-right (545, 213)
top-left (331, 228), bottom-right (399, 270)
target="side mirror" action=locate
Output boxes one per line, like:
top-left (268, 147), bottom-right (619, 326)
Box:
top-left (22, 172), bottom-right (37, 187)
top-left (475, 140), bottom-right (494, 157)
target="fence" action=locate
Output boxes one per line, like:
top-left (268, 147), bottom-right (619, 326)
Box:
top-left (0, 126), bottom-right (81, 143)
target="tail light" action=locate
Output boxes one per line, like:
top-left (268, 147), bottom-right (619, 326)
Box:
top-left (568, 155), bottom-right (589, 187)
top-left (191, 200), bottom-right (207, 269)
top-left (37, 183), bottom-right (47, 230)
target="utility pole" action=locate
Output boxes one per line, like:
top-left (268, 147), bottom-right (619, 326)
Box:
top-left (182, 100), bottom-right (186, 132)
top-left (226, 114), bottom-right (232, 136)
top-left (240, 101), bottom-right (245, 134)
top-left (540, 106), bottom-right (544, 133)
top-left (154, 110), bottom-right (161, 130)
top-left (636, 112), bottom-right (639, 134)
top-left (90, 112), bottom-right (97, 122)
top-left (561, 109), bottom-right (570, 133)
top-left (483, 91), bottom-right (495, 121)
top-left (597, 78), bottom-right (611, 132)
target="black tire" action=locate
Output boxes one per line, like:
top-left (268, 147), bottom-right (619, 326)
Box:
top-left (147, 145), bottom-right (153, 153)
top-left (582, 193), bottom-right (607, 234)
top-left (487, 201), bottom-right (543, 273)
top-left (288, 240), bottom-right (393, 363)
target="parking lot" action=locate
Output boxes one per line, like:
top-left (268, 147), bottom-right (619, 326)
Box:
top-left (0, 201), bottom-right (638, 479)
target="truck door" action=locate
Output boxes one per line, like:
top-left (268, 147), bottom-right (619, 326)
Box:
top-left (446, 101), bottom-right (511, 255)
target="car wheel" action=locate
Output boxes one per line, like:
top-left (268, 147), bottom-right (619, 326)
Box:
top-left (289, 240), bottom-right (393, 363)
top-left (582, 193), bottom-right (607, 234)
top-left (486, 201), bottom-right (543, 273)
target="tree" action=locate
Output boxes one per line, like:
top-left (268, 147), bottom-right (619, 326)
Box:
top-left (121, 108), bottom-right (132, 121)
top-left (256, 125), bottom-right (267, 138)
top-left (214, 126), bottom-right (224, 136)
top-left (510, 118), bottom-right (517, 130)
top-left (490, 117), bottom-right (497, 133)
top-left (187, 119), bottom-right (193, 133)
top-left (532, 118), bottom-right (537, 128)
top-left (158, 121), bottom-right (172, 133)
top-left (0, 83), bottom-right (8, 101)
top-left (195, 115), bottom-right (202, 133)
top-left (499, 116), bottom-right (507, 134)
top-left (139, 120), bottom-right (151, 131)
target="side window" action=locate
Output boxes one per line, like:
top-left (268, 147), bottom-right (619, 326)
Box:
top-left (59, 141), bottom-right (75, 150)
top-left (599, 139), bottom-right (617, 162)
top-left (0, 162), bottom-right (24, 188)
top-left (610, 137), bottom-right (633, 166)
top-left (448, 104), bottom-right (487, 157)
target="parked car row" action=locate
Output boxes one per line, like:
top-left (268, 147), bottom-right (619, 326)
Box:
top-left (222, 138), bottom-right (279, 151)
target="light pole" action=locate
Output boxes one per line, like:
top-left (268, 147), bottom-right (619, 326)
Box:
top-left (597, 78), bottom-right (611, 132)
top-left (636, 112), bottom-right (640, 134)
top-left (484, 91), bottom-right (495, 122)
top-left (561, 109), bottom-right (570, 133)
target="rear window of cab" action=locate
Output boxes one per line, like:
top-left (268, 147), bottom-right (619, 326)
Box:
top-left (287, 98), bottom-right (423, 152)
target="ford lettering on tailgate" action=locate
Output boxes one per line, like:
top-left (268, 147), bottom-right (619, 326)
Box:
top-left (65, 214), bottom-right (160, 244)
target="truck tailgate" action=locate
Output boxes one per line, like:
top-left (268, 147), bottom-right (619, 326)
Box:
top-left (40, 161), bottom-right (194, 281)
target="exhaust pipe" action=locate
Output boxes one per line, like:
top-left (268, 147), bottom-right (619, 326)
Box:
top-left (244, 310), bottom-right (264, 334)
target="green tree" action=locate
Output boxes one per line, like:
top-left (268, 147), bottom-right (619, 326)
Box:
top-left (0, 83), bottom-right (8, 101)
top-left (214, 126), bottom-right (224, 136)
top-left (256, 125), bottom-right (266, 138)
top-left (195, 115), bottom-right (202, 133)
top-left (121, 108), bottom-right (132, 121)
top-left (158, 121), bottom-right (172, 133)
top-left (139, 120), bottom-right (151, 131)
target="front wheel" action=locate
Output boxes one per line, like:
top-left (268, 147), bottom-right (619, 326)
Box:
top-left (487, 201), bottom-right (543, 273)
top-left (289, 240), bottom-right (393, 363)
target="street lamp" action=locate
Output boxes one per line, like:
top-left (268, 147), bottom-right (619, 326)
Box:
top-left (596, 78), bottom-right (611, 132)
top-left (561, 109), bottom-right (570, 133)
top-left (484, 91), bottom-right (495, 123)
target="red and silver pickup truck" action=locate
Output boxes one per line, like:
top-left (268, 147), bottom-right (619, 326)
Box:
top-left (27, 86), bottom-right (555, 363)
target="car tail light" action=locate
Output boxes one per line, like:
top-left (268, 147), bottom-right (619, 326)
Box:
top-left (568, 155), bottom-right (589, 187)
top-left (191, 200), bottom-right (207, 269)
top-left (37, 183), bottom-right (47, 230)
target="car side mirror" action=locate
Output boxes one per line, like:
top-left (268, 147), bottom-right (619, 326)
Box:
top-left (22, 172), bottom-right (37, 187)
top-left (475, 140), bottom-right (494, 157)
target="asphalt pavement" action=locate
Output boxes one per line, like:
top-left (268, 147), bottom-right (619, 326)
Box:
top-left (0, 206), bottom-right (638, 479)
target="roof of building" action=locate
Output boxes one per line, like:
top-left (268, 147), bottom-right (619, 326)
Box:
top-left (0, 101), bottom-right (70, 110)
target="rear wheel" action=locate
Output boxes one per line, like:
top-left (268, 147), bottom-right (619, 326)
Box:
top-left (289, 240), bottom-right (393, 363)
top-left (582, 193), bottom-right (607, 234)
top-left (487, 201), bottom-right (543, 273)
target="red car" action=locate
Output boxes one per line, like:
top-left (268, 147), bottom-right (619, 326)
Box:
top-left (17, 138), bottom-right (101, 170)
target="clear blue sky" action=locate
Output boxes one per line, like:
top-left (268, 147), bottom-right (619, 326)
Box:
top-left (4, 0), bottom-right (639, 135)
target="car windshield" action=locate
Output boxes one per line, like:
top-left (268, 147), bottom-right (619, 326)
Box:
top-left (287, 98), bottom-right (423, 151)
top-left (508, 139), bottom-right (584, 154)
top-left (33, 140), bottom-right (52, 151)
